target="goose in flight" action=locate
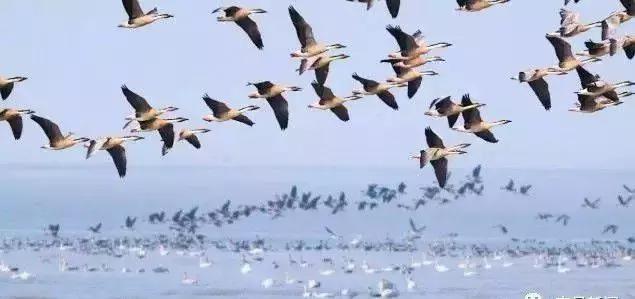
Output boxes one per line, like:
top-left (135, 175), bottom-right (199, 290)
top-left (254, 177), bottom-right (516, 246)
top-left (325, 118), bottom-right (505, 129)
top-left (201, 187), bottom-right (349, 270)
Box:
top-left (248, 81), bottom-right (302, 130)
top-left (554, 9), bottom-right (602, 37)
top-left (86, 136), bottom-right (144, 177)
top-left (546, 34), bottom-right (601, 72)
top-left (601, 0), bottom-right (634, 28)
top-left (118, 0), bottom-right (173, 29)
top-left (576, 40), bottom-right (612, 59)
top-left (88, 223), bottom-right (102, 234)
top-left (288, 6), bottom-right (346, 59)
top-left (386, 26), bottom-right (451, 61)
top-left (213, 6), bottom-right (267, 49)
top-left (121, 85), bottom-right (178, 128)
top-left (456, 0), bottom-right (511, 12)
top-left (351, 73), bottom-right (401, 110)
top-left (387, 65), bottom-right (438, 99)
top-left (178, 128), bottom-right (211, 149)
top-left (309, 81), bottom-right (362, 122)
top-left (202, 95), bottom-right (259, 126)
top-left (425, 96), bottom-right (485, 127)
top-left (130, 117), bottom-right (188, 155)
top-left (610, 35), bottom-right (635, 59)
top-left (0, 75), bottom-right (27, 100)
top-left (511, 68), bottom-right (567, 110)
top-left (582, 198), bottom-right (601, 209)
top-left (411, 127), bottom-right (470, 188)
top-left (381, 55), bottom-right (445, 70)
top-left (452, 94), bottom-right (511, 143)
top-left (569, 93), bottom-right (628, 113)
top-left (345, 0), bottom-right (401, 18)
top-left (0, 109), bottom-right (34, 140)
top-left (308, 54), bottom-right (350, 85)
top-left (31, 115), bottom-right (89, 150)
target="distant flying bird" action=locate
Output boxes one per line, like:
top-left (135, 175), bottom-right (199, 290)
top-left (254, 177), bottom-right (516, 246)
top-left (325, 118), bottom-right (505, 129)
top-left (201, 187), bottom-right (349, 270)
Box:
top-left (88, 223), bottom-right (102, 234)
top-left (546, 34), bottom-right (601, 72)
top-left (556, 214), bottom-right (570, 226)
top-left (325, 227), bottom-right (342, 240)
top-left (346, 0), bottom-right (401, 18)
top-left (0, 108), bottom-right (34, 140)
top-left (603, 224), bottom-right (618, 234)
top-left (424, 96), bottom-right (485, 128)
top-left (118, 0), bottom-right (173, 29)
top-left (553, 9), bottom-right (602, 38)
top-left (452, 94), bottom-right (511, 143)
top-left (456, 0), bottom-right (511, 12)
top-left (411, 127), bottom-right (470, 188)
top-left (0, 75), bottom-right (27, 100)
top-left (248, 81), bottom-right (302, 130)
top-left (48, 224), bottom-right (60, 237)
top-left (623, 185), bottom-right (635, 194)
top-left (519, 185), bottom-right (532, 195)
top-left (385, 25), bottom-right (452, 61)
top-left (178, 129), bottom-right (211, 150)
top-left (31, 115), bottom-right (90, 150)
top-left (121, 85), bottom-right (179, 128)
top-left (564, 0), bottom-right (581, 5)
top-left (387, 65), bottom-right (438, 99)
top-left (582, 198), bottom-right (601, 209)
top-left (308, 81), bottom-right (362, 122)
top-left (213, 6), bottom-right (267, 49)
top-left (351, 73), bottom-right (401, 110)
top-left (409, 218), bottom-right (425, 234)
top-left (288, 6), bottom-right (346, 59)
top-left (502, 179), bottom-right (516, 192)
top-left (123, 216), bottom-right (137, 230)
top-left (493, 224), bottom-right (508, 234)
top-left (86, 136), bottom-right (144, 177)
top-left (202, 95), bottom-right (260, 126)
top-left (130, 117), bottom-right (188, 156)
top-left (617, 195), bottom-right (632, 207)
top-left (511, 68), bottom-right (567, 111)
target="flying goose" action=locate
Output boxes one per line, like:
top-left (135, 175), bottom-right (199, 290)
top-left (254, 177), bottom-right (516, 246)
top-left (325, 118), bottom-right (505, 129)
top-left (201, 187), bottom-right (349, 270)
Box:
top-left (308, 54), bottom-right (350, 85)
top-left (424, 96), bottom-right (485, 127)
top-left (247, 81), bottom-right (302, 130)
top-left (410, 127), bottom-right (470, 188)
top-left (118, 0), bottom-right (173, 29)
top-left (178, 129), bottom-right (211, 149)
top-left (554, 9), bottom-right (602, 37)
top-left (569, 93), bottom-right (628, 113)
top-left (452, 94), bottom-right (511, 143)
top-left (574, 66), bottom-right (631, 102)
top-left (576, 40), bottom-right (612, 58)
top-left (351, 73), bottom-right (401, 110)
top-left (213, 6), bottom-right (267, 49)
top-left (510, 68), bottom-right (567, 110)
top-left (546, 34), bottom-right (601, 72)
top-left (288, 6), bottom-right (346, 59)
top-left (381, 55), bottom-right (445, 69)
top-left (86, 136), bottom-right (144, 177)
top-left (31, 115), bottom-right (89, 150)
top-left (602, 0), bottom-right (634, 26)
top-left (0, 109), bottom-right (34, 140)
top-left (0, 76), bottom-right (27, 100)
top-left (309, 81), bottom-right (362, 122)
top-left (345, 0), bottom-right (401, 18)
top-left (386, 26), bottom-right (451, 61)
top-left (88, 223), bottom-right (102, 234)
top-left (130, 117), bottom-right (188, 155)
top-left (202, 95), bottom-right (260, 126)
top-left (456, 0), bottom-right (511, 12)
top-left (121, 85), bottom-right (178, 128)
top-left (387, 65), bottom-right (438, 99)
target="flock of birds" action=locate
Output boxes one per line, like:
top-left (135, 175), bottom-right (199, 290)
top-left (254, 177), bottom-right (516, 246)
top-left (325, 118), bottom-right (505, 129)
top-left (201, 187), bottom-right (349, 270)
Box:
top-left (0, 0), bottom-right (630, 186)
top-left (1, 166), bottom-right (635, 296)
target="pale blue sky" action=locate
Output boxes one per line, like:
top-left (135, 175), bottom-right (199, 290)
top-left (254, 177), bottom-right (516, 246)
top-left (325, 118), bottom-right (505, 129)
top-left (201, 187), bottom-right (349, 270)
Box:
top-left (0, 0), bottom-right (633, 171)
